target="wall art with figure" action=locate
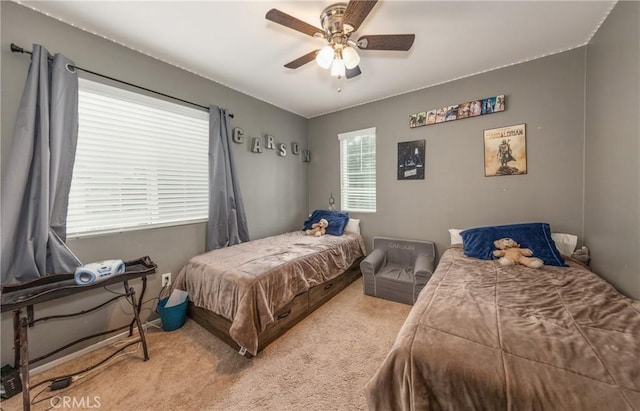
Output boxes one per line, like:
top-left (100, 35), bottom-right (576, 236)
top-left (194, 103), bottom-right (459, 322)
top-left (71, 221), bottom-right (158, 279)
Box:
top-left (398, 139), bottom-right (425, 180)
top-left (483, 124), bottom-right (527, 177)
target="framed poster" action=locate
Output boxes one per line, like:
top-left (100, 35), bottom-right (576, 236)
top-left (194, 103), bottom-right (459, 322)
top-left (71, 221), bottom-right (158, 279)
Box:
top-left (398, 139), bottom-right (425, 180)
top-left (483, 124), bottom-right (527, 177)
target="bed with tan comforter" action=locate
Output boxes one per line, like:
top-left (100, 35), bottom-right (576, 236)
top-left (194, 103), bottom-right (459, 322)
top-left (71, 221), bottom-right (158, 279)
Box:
top-left (367, 246), bottom-right (640, 410)
top-left (174, 231), bottom-right (366, 356)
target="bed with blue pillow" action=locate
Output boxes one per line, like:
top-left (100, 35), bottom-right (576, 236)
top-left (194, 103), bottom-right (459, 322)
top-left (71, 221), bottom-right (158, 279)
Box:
top-left (367, 223), bottom-right (640, 410)
top-left (174, 210), bottom-right (365, 357)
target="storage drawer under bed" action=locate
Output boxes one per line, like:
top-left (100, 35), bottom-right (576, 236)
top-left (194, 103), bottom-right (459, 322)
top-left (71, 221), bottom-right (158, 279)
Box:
top-left (309, 261), bottom-right (362, 311)
top-left (308, 277), bottom-right (345, 311)
top-left (257, 291), bottom-right (309, 351)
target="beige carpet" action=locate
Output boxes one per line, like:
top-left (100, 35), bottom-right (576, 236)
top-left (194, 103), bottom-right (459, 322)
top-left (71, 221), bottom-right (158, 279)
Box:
top-left (2, 278), bottom-right (411, 411)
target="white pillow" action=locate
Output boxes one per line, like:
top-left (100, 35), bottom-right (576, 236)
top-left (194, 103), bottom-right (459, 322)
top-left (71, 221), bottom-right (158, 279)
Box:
top-left (551, 233), bottom-right (578, 256)
top-left (345, 218), bottom-right (361, 234)
top-left (449, 229), bottom-right (464, 245)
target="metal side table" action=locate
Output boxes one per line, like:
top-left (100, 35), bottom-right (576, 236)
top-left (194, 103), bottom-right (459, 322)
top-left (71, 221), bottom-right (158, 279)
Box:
top-left (1, 256), bottom-right (157, 411)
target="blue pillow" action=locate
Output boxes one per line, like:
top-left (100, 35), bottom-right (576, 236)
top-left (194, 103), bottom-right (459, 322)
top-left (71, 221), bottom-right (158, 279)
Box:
top-left (302, 210), bottom-right (350, 236)
top-left (460, 223), bottom-right (567, 267)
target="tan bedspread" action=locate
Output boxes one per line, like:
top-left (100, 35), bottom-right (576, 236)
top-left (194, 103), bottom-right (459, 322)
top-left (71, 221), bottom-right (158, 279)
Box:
top-left (367, 246), bottom-right (640, 410)
top-left (174, 231), bottom-right (366, 355)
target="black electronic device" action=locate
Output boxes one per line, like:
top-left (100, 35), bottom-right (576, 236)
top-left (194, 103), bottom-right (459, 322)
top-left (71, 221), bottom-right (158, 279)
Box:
top-left (1, 364), bottom-right (22, 399)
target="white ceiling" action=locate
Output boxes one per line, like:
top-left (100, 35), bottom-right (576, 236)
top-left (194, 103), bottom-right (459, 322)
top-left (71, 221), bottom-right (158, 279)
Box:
top-left (19, 1), bottom-right (615, 118)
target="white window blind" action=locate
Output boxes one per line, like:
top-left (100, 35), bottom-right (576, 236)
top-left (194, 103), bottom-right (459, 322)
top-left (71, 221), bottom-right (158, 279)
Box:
top-left (67, 78), bottom-right (209, 237)
top-left (339, 127), bottom-right (376, 212)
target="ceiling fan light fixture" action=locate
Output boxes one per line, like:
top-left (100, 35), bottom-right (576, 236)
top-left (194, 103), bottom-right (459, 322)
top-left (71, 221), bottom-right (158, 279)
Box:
top-left (316, 45), bottom-right (334, 69)
top-left (342, 46), bottom-right (360, 69)
top-left (330, 57), bottom-right (346, 78)
top-left (267, 1), bottom-right (414, 81)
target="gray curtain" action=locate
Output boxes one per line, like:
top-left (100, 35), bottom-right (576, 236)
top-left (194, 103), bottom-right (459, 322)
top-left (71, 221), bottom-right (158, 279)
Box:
top-left (1, 44), bottom-right (81, 284)
top-left (207, 106), bottom-right (249, 250)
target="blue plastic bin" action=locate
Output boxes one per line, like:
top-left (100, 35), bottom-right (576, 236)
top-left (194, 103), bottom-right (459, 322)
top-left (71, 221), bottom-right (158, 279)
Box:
top-left (157, 296), bottom-right (188, 331)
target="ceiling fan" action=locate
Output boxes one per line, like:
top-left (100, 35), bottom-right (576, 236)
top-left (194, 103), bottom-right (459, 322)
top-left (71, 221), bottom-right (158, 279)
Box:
top-left (266, 1), bottom-right (415, 79)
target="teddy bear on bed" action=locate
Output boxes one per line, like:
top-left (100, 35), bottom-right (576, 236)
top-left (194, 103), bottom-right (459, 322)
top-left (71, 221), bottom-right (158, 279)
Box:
top-left (306, 218), bottom-right (328, 237)
top-left (493, 238), bottom-right (544, 269)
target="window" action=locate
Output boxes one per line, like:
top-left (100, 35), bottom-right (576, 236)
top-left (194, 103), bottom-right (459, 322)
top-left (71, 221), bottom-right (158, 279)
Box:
top-left (67, 78), bottom-right (209, 237)
top-left (338, 127), bottom-right (376, 212)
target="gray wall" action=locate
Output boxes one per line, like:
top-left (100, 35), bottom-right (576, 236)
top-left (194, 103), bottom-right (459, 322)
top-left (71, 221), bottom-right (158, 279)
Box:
top-left (585, 1), bottom-right (640, 299)
top-left (308, 49), bottom-right (586, 260)
top-left (1, 2), bottom-right (309, 365)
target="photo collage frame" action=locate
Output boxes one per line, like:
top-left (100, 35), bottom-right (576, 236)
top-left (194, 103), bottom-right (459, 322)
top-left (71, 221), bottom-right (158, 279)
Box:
top-left (410, 94), bottom-right (505, 128)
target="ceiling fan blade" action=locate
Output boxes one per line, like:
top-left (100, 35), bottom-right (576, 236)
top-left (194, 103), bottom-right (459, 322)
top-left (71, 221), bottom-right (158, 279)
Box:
top-left (284, 50), bottom-right (320, 69)
top-left (357, 34), bottom-right (415, 51)
top-left (346, 65), bottom-right (362, 79)
top-left (266, 9), bottom-right (325, 38)
top-left (343, 1), bottom-right (378, 33)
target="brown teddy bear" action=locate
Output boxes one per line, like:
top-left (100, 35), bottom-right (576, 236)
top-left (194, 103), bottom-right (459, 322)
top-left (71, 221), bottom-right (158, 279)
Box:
top-left (493, 238), bottom-right (543, 268)
top-left (306, 218), bottom-right (328, 237)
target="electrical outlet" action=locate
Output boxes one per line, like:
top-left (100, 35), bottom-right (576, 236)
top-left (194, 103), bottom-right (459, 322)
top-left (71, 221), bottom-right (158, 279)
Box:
top-left (161, 273), bottom-right (171, 288)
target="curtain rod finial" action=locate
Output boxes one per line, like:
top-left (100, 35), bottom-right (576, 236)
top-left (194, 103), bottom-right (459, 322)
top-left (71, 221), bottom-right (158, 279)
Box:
top-left (10, 43), bottom-right (25, 54)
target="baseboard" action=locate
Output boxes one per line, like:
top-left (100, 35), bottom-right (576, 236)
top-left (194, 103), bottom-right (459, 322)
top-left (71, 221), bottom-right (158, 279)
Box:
top-left (29, 319), bottom-right (161, 376)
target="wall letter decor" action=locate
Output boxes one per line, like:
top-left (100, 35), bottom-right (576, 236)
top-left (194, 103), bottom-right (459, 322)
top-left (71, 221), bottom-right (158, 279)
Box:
top-left (232, 125), bottom-right (308, 162)
top-left (265, 134), bottom-right (275, 150)
top-left (232, 127), bottom-right (244, 144)
top-left (251, 137), bottom-right (263, 153)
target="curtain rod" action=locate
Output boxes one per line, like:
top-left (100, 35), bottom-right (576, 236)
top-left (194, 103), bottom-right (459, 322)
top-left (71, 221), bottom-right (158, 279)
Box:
top-left (10, 43), bottom-right (234, 118)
